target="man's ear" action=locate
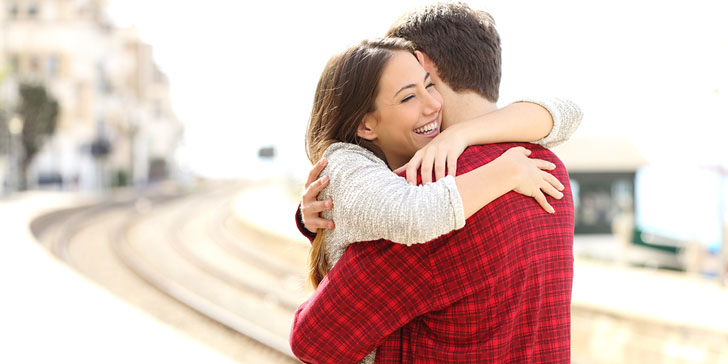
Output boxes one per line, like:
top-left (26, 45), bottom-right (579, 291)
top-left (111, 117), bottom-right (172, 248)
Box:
top-left (357, 113), bottom-right (378, 141)
top-left (414, 50), bottom-right (437, 74)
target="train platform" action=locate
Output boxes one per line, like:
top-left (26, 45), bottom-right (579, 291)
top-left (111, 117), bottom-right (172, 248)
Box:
top-left (0, 191), bottom-right (238, 364)
top-left (234, 182), bottom-right (728, 362)
top-left (3, 182), bottom-right (726, 363)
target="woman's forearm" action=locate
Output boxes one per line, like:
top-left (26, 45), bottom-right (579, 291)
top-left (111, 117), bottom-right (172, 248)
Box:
top-left (454, 157), bottom-right (515, 219)
top-left (323, 143), bottom-right (466, 246)
top-left (453, 101), bottom-right (554, 146)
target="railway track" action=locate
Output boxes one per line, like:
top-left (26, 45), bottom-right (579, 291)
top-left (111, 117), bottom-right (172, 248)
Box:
top-left (32, 181), bottom-right (306, 363)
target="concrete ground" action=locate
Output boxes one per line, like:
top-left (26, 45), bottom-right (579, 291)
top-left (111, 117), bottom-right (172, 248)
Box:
top-left (235, 182), bottom-right (728, 364)
top-left (3, 182), bottom-right (727, 364)
top-left (0, 191), bottom-right (238, 364)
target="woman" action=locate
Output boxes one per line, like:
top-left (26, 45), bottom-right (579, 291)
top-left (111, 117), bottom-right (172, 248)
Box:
top-left (299, 38), bottom-right (580, 363)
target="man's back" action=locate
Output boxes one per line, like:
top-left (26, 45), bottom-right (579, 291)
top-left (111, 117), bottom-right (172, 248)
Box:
top-left (376, 142), bottom-right (574, 363)
top-left (290, 142), bottom-right (574, 364)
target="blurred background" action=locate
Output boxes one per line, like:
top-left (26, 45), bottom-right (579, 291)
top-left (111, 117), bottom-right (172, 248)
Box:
top-left (1, 0), bottom-right (727, 363)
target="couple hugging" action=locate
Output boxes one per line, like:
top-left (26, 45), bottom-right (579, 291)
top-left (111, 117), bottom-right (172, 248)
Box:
top-left (290, 2), bottom-right (581, 363)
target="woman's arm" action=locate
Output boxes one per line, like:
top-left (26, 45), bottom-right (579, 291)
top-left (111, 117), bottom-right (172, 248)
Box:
top-left (317, 143), bottom-right (562, 246)
top-left (453, 101), bottom-right (553, 146)
top-left (452, 97), bottom-right (583, 147)
top-left (321, 143), bottom-right (464, 245)
top-left (455, 146), bottom-right (563, 217)
top-left (401, 97), bottom-right (583, 184)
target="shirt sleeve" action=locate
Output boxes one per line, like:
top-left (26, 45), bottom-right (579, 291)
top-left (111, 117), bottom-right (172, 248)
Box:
top-left (290, 240), bottom-right (437, 364)
top-left (513, 97), bottom-right (583, 149)
top-left (321, 143), bottom-right (465, 246)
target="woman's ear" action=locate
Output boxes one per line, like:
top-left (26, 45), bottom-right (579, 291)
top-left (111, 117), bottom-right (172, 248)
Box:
top-left (357, 113), bottom-right (378, 141)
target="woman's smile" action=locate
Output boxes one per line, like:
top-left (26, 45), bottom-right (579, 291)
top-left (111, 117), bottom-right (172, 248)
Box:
top-left (413, 119), bottom-right (440, 137)
top-left (361, 50), bottom-right (445, 168)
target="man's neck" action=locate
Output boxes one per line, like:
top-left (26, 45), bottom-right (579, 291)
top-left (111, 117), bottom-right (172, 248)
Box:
top-left (441, 89), bottom-right (498, 128)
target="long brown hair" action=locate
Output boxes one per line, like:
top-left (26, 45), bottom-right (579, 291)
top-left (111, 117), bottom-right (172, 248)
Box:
top-left (305, 38), bottom-right (414, 288)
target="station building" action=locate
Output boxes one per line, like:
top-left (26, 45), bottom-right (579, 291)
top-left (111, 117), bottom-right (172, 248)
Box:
top-left (0, 0), bottom-right (182, 192)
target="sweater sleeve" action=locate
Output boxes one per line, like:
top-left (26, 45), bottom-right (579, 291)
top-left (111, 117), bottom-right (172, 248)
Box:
top-left (321, 143), bottom-right (465, 246)
top-left (513, 97), bottom-right (583, 149)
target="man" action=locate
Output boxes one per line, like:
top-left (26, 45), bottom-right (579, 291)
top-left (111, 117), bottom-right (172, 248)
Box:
top-left (290, 3), bottom-right (574, 363)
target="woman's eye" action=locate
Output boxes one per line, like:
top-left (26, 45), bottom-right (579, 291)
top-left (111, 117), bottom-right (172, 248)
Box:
top-left (426, 82), bottom-right (436, 88)
top-left (401, 95), bottom-right (415, 103)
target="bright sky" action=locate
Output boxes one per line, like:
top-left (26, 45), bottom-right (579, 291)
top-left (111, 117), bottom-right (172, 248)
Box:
top-left (107, 0), bottom-right (728, 179)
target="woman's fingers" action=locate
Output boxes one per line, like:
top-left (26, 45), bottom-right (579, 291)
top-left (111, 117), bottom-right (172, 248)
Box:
top-left (304, 176), bottom-right (329, 202)
top-left (303, 216), bottom-right (334, 231)
top-left (434, 151), bottom-right (447, 182)
top-left (405, 152), bottom-right (423, 185)
top-left (301, 198), bottom-right (334, 231)
top-left (533, 158), bottom-right (556, 171)
top-left (303, 199), bottom-right (333, 214)
top-left (532, 190), bottom-right (555, 214)
top-left (305, 158), bottom-right (328, 188)
top-left (300, 175), bottom-right (332, 232)
top-left (540, 178), bottom-right (564, 200)
top-left (514, 146), bottom-right (530, 156)
top-left (420, 149), bottom-right (435, 184)
top-left (447, 153), bottom-right (458, 177)
top-left (543, 171), bottom-right (565, 191)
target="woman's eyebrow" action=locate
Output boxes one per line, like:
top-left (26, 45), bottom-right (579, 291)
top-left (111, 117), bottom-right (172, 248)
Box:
top-left (393, 73), bottom-right (431, 97)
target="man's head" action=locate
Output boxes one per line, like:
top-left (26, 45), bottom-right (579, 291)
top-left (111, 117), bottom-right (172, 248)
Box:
top-left (386, 2), bottom-right (501, 103)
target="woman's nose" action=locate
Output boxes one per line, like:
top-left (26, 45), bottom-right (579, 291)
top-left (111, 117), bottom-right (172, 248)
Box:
top-left (422, 90), bottom-right (441, 115)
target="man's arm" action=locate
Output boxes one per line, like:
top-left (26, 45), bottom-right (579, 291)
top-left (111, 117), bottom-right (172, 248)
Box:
top-left (290, 239), bottom-right (437, 364)
top-left (290, 224), bottom-right (501, 364)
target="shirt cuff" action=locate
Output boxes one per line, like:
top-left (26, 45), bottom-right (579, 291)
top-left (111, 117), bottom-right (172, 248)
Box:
top-left (295, 203), bottom-right (317, 243)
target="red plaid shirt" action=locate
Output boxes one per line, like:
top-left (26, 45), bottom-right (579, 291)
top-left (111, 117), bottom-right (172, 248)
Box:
top-left (291, 142), bottom-right (574, 363)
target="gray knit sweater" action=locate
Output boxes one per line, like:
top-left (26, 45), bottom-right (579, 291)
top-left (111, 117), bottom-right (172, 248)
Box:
top-left (317, 97), bottom-right (582, 364)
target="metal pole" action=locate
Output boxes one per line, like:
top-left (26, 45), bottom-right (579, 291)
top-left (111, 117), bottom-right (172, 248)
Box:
top-left (721, 218), bottom-right (727, 287)
top-left (720, 169), bottom-right (727, 287)
top-left (8, 115), bottom-right (23, 192)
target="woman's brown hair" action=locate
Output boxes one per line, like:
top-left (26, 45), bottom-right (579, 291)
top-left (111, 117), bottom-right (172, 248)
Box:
top-left (305, 38), bottom-right (414, 288)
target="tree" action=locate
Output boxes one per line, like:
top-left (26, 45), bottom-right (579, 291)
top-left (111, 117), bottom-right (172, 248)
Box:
top-left (17, 83), bottom-right (59, 189)
top-left (0, 69), bottom-right (10, 156)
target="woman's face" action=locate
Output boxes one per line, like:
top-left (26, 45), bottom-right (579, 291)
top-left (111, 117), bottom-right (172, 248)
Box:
top-left (360, 51), bottom-right (443, 169)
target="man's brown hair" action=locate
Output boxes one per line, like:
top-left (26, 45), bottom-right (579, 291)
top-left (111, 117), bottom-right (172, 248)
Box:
top-left (387, 2), bottom-right (501, 102)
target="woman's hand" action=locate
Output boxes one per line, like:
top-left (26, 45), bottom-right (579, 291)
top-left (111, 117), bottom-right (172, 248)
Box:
top-left (498, 147), bottom-right (565, 213)
top-left (301, 158), bottom-right (334, 232)
top-left (394, 126), bottom-right (468, 185)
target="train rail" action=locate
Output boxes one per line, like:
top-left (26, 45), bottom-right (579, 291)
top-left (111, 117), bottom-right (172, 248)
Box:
top-left (31, 181), bottom-right (305, 363)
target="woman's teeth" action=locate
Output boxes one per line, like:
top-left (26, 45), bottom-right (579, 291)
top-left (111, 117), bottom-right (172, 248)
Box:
top-left (414, 121), bottom-right (437, 134)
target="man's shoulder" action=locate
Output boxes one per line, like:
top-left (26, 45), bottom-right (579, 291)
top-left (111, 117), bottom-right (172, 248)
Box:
top-left (457, 142), bottom-right (559, 174)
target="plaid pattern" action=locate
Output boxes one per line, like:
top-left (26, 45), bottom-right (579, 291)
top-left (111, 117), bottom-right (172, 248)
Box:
top-left (290, 142), bottom-right (574, 364)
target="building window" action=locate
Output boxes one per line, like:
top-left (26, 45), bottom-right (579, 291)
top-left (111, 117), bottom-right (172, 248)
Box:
top-left (154, 100), bottom-right (163, 119)
top-left (47, 56), bottom-right (59, 77)
top-left (96, 62), bottom-right (111, 94)
top-left (29, 56), bottom-right (40, 74)
top-left (10, 54), bottom-right (20, 74)
top-left (28, 2), bottom-right (39, 19)
top-left (9, 2), bottom-right (19, 19)
top-left (570, 172), bottom-right (636, 234)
